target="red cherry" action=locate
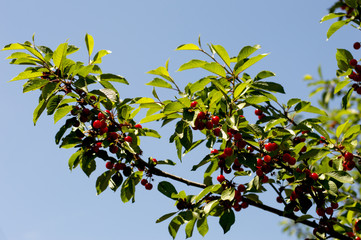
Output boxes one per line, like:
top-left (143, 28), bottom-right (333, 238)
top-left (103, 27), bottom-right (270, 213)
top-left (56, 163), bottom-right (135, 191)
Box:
top-left (325, 207), bottom-right (333, 215)
top-left (288, 157), bottom-right (296, 165)
top-left (276, 196), bottom-right (283, 203)
top-left (233, 133), bottom-right (242, 141)
top-left (98, 112), bottom-right (106, 120)
top-left (213, 128), bottom-right (221, 136)
top-left (190, 101), bottom-right (198, 108)
top-left (96, 142), bottom-right (102, 147)
top-left (241, 202), bottom-right (249, 209)
top-left (224, 147), bottom-right (233, 156)
top-left (256, 169), bottom-right (264, 177)
top-left (217, 174), bottom-right (226, 183)
top-left (141, 179), bottom-right (148, 186)
top-left (109, 145), bottom-right (119, 154)
top-left (134, 124), bottom-right (142, 129)
top-left (211, 149), bottom-right (219, 154)
top-left (316, 208), bottom-right (325, 216)
top-left (197, 111), bottom-right (206, 120)
top-left (152, 158), bottom-right (158, 164)
top-left (254, 109), bottom-right (262, 116)
top-left (108, 132), bottom-right (118, 141)
top-left (145, 183), bottom-right (153, 190)
top-left (211, 116), bottom-right (220, 125)
top-left (100, 121), bottom-right (107, 129)
top-left (283, 153), bottom-right (292, 162)
top-left (331, 202), bottom-right (339, 209)
top-left (344, 152), bottom-right (354, 161)
top-left (258, 114), bottom-right (266, 120)
top-left (82, 108), bottom-right (90, 115)
top-left (90, 96), bottom-right (97, 101)
top-left (124, 136), bottom-right (133, 143)
top-left (257, 158), bottom-right (263, 166)
top-left (264, 155), bottom-right (272, 163)
top-left (205, 121), bottom-right (213, 130)
top-left (237, 184), bottom-right (246, 192)
top-left (357, 87), bottom-right (361, 94)
top-left (262, 175), bottom-right (269, 183)
top-left (105, 161), bottom-right (113, 169)
top-left (100, 127), bottom-right (108, 134)
top-left (310, 172), bottom-right (319, 181)
top-left (354, 42), bottom-right (361, 50)
top-left (114, 162), bottom-right (125, 170)
top-left (236, 140), bottom-right (247, 149)
top-left (350, 59), bottom-right (358, 67)
top-left (93, 120), bottom-right (102, 129)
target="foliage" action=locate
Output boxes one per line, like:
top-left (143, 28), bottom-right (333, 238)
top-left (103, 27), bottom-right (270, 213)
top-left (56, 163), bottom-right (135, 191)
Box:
top-left (4, 1), bottom-right (361, 239)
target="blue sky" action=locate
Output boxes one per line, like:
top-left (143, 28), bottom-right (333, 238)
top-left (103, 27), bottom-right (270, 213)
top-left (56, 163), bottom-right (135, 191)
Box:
top-left (0, 1), bottom-right (357, 240)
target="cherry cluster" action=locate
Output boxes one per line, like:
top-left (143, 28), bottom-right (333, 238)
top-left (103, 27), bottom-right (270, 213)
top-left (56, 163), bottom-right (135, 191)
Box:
top-left (349, 42), bottom-right (361, 94)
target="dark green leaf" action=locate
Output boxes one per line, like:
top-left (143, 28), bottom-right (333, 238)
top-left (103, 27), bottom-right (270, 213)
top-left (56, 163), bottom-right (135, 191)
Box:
top-left (158, 181), bottom-right (178, 199)
top-left (23, 79), bottom-right (49, 93)
top-left (252, 81), bottom-right (285, 93)
top-left (95, 170), bottom-right (113, 195)
top-left (109, 172), bottom-right (123, 192)
top-left (185, 218), bottom-right (196, 238)
top-left (219, 209), bottom-right (235, 234)
top-left (100, 73), bottom-right (128, 85)
top-left (197, 217), bottom-right (209, 237)
top-left (47, 95), bottom-right (64, 115)
top-left (156, 212), bottom-right (177, 223)
top-left (33, 99), bottom-right (47, 125)
top-left (168, 215), bottom-right (184, 239)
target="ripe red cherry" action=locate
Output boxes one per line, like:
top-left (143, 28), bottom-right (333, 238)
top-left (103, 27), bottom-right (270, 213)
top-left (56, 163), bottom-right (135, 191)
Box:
top-left (213, 128), bottom-right (221, 136)
top-left (93, 120), bottom-right (102, 129)
top-left (197, 111), bottom-right (206, 120)
top-left (152, 158), bottom-right (158, 164)
top-left (108, 132), bottom-right (118, 141)
top-left (350, 59), bottom-right (358, 67)
top-left (124, 136), bottom-right (133, 143)
top-left (254, 109), bottom-right (262, 116)
top-left (265, 142), bottom-right (277, 152)
top-left (141, 179), bottom-right (148, 186)
top-left (325, 207), bottom-right (333, 215)
top-left (241, 202), bottom-right (249, 209)
top-left (344, 152), bottom-right (354, 161)
top-left (331, 202), bottom-right (339, 209)
top-left (109, 145), bottom-right (119, 154)
top-left (224, 147), bottom-right (233, 156)
top-left (257, 158), bottom-right (263, 166)
top-left (105, 161), bottom-right (113, 169)
top-left (211, 149), bottom-right (219, 154)
top-left (134, 124), bottom-right (142, 129)
top-left (205, 121), bottom-right (213, 130)
top-left (354, 42), bottom-right (361, 50)
top-left (262, 175), bottom-right (269, 183)
top-left (258, 114), bottom-right (266, 120)
top-left (288, 157), bottom-right (296, 165)
top-left (145, 183), bottom-right (153, 190)
top-left (264, 155), bottom-right (272, 163)
top-left (237, 184), bottom-right (246, 192)
top-left (217, 174), bottom-right (226, 183)
top-left (211, 116), bottom-right (220, 125)
top-left (310, 172), bottom-right (319, 181)
top-left (233, 133), bottom-right (242, 141)
top-left (100, 127), bottom-right (108, 134)
top-left (114, 162), bottom-right (125, 170)
top-left (316, 207), bottom-right (325, 216)
top-left (190, 101), bottom-right (198, 108)
top-left (98, 112), bottom-right (106, 120)
top-left (276, 196), bottom-right (283, 203)
top-left (256, 169), bottom-right (264, 177)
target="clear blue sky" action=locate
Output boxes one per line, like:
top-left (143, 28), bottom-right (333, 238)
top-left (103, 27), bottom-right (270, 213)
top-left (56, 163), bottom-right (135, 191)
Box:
top-left (0, 1), bottom-right (357, 240)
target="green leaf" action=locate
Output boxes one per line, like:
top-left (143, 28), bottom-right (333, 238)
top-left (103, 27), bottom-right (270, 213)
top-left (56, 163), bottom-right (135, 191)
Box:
top-left (85, 33), bottom-right (94, 57)
top-left (10, 71), bottom-right (43, 82)
top-left (212, 44), bottom-right (231, 67)
top-left (197, 217), bottom-right (208, 237)
top-left (234, 80), bottom-right (251, 99)
top-left (23, 78), bottom-right (49, 92)
top-left (310, 123), bottom-right (330, 140)
top-left (168, 215), bottom-right (184, 239)
top-left (33, 99), bottom-right (47, 125)
top-left (146, 78), bottom-right (173, 89)
top-left (335, 79), bottom-right (350, 94)
top-left (193, 186), bottom-right (213, 203)
top-left (201, 62), bottom-right (226, 77)
top-left (221, 188), bottom-right (235, 201)
top-left (164, 102), bottom-right (184, 113)
top-left (245, 95), bottom-right (269, 104)
top-left (287, 98), bottom-right (301, 108)
top-left (254, 71), bottom-right (276, 80)
top-left (336, 49), bottom-right (353, 71)
top-left (100, 73), bottom-right (129, 85)
top-left (2, 43), bottom-right (25, 51)
top-left (252, 81), bottom-right (285, 94)
top-left (121, 176), bottom-right (135, 203)
top-left (219, 209), bottom-right (235, 234)
top-left (185, 218), bottom-right (196, 238)
top-left (295, 214), bottom-right (314, 223)
top-left (265, 118), bottom-right (287, 131)
top-left (204, 200), bottom-right (219, 214)
top-left (53, 42), bottom-right (68, 69)
top-left (68, 150), bottom-right (82, 170)
top-left (95, 170), bottom-right (113, 195)
top-left (320, 13), bottom-right (346, 22)
top-left (325, 171), bottom-right (354, 184)
top-left (46, 95), bottom-right (64, 115)
top-left (156, 212), bottom-right (177, 223)
top-left (343, 125), bottom-right (361, 140)
top-left (176, 43), bottom-right (200, 51)
top-left (342, 87), bottom-right (353, 109)
top-left (235, 53), bottom-right (269, 76)
top-left (54, 105), bottom-right (73, 124)
top-left (109, 172), bottom-right (123, 192)
top-left (177, 59), bottom-right (207, 71)
top-left (158, 181), bottom-right (177, 199)
top-left (140, 113), bottom-right (166, 124)
top-left (189, 77), bottom-right (211, 93)
top-left (237, 45), bottom-right (261, 61)
top-left (92, 50), bottom-right (112, 64)
top-left (336, 120), bottom-right (350, 139)
top-left (327, 20), bottom-right (348, 40)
